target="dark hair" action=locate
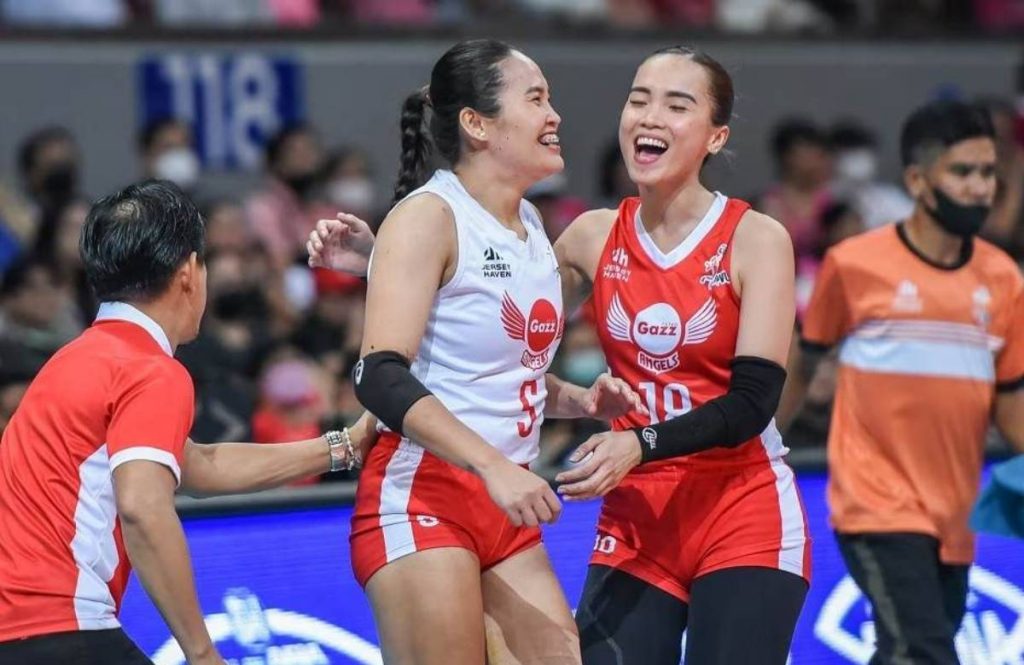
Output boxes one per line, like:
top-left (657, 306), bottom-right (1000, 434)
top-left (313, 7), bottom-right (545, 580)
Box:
top-left (0, 255), bottom-right (61, 299)
top-left (137, 117), bottom-right (190, 153)
top-left (32, 196), bottom-right (90, 264)
top-left (645, 46), bottom-right (734, 127)
top-left (265, 123), bottom-right (313, 168)
top-left (80, 180), bottom-right (205, 303)
top-left (18, 126), bottom-right (75, 176)
top-left (829, 121), bottom-right (877, 151)
top-left (771, 118), bottom-right (828, 164)
top-left (900, 100), bottom-right (996, 167)
top-left (392, 39), bottom-right (514, 204)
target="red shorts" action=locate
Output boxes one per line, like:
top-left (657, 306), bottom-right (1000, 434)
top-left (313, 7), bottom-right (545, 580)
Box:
top-left (590, 458), bottom-right (811, 602)
top-left (350, 433), bottom-right (542, 587)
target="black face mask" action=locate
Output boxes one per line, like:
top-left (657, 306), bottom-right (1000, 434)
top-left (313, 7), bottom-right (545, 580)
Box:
top-left (214, 287), bottom-right (268, 322)
top-left (40, 163), bottom-right (78, 205)
top-left (283, 173), bottom-right (317, 199)
top-left (925, 186), bottom-right (990, 238)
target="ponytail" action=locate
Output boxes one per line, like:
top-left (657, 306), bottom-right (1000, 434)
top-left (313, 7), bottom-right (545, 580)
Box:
top-left (392, 88), bottom-right (432, 205)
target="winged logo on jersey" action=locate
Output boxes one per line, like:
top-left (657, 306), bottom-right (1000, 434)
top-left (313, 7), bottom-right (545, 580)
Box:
top-left (607, 292), bottom-right (717, 374)
top-left (502, 292), bottom-right (563, 370)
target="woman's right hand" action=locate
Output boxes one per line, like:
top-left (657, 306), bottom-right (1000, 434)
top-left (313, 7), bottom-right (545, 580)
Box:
top-left (306, 212), bottom-right (376, 276)
top-left (479, 459), bottom-right (562, 527)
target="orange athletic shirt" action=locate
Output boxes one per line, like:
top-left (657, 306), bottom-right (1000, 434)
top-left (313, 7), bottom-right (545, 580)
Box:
top-left (802, 224), bottom-right (1024, 563)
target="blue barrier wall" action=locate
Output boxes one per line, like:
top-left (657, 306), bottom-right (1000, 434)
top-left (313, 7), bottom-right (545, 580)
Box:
top-left (120, 470), bottom-right (1024, 664)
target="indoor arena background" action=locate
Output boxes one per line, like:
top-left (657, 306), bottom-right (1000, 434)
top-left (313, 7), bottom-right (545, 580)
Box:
top-left (0, 2), bottom-right (1022, 663)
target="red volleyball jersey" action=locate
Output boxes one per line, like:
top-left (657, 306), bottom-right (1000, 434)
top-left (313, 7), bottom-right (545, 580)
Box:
top-left (591, 195), bottom-right (788, 468)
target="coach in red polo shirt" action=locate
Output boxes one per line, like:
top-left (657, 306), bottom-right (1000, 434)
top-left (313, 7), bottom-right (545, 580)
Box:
top-left (0, 181), bottom-right (365, 665)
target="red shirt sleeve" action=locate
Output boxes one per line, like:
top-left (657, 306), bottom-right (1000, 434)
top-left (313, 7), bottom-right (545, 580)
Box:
top-left (106, 359), bottom-right (194, 485)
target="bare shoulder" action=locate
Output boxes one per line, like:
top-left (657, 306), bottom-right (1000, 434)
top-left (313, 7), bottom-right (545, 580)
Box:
top-left (734, 209), bottom-right (793, 255)
top-left (377, 192), bottom-right (454, 244)
top-left (557, 207), bottom-right (617, 256)
top-left (565, 207), bottom-right (618, 241)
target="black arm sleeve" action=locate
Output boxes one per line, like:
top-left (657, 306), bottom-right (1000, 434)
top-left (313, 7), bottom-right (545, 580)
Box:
top-left (632, 356), bottom-right (787, 464)
top-left (352, 351), bottom-right (433, 435)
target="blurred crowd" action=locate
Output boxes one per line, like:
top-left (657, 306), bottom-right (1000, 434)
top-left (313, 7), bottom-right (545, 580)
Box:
top-left (0, 0), bottom-right (1022, 34)
top-left (0, 93), bottom-right (1021, 484)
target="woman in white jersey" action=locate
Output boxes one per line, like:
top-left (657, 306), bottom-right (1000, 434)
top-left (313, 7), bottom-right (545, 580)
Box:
top-left (317, 40), bottom-right (642, 665)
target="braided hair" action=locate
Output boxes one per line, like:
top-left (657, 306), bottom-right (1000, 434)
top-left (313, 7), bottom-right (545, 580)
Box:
top-left (391, 39), bottom-right (513, 205)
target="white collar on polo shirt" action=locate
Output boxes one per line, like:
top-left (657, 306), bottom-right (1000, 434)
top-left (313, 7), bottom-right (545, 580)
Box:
top-left (94, 302), bottom-right (174, 357)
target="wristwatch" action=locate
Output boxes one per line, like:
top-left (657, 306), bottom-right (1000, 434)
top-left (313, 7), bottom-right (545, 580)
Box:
top-left (324, 429), bottom-right (357, 472)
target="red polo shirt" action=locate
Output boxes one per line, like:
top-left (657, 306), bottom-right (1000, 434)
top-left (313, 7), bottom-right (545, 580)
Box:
top-left (0, 302), bottom-right (194, 642)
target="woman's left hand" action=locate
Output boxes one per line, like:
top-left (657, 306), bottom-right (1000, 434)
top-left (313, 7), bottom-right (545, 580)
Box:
top-left (580, 373), bottom-right (648, 421)
top-left (554, 430), bottom-right (642, 501)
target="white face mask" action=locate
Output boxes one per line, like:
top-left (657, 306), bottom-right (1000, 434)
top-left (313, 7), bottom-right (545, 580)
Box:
top-left (153, 148), bottom-right (200, 190)
top-left (835, 149), bottom-right (877, 184)
top-left (328, 177), bottom-right (375, 212)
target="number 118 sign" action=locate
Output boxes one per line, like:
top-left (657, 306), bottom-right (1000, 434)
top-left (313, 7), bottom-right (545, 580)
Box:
top-left (138, 52), bottom-right (304, 170)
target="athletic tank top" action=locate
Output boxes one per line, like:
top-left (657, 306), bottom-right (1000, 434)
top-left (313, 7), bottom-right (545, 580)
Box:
top-left (591, 194), bottom-right (788, 469)
top-left (381, 169), bottom-right (563, 464)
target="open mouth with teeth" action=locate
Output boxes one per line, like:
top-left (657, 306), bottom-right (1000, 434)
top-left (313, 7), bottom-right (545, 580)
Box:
top-left (634, 136), bottom-right (668, 163)
top-left (540, 133), bottom-right (560, 149)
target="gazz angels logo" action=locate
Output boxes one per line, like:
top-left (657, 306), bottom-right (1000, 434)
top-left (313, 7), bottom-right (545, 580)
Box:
top-left (607, 292), bottom-right (717, 374)
top-left (151, 588), bottom-right (383, 665)
top-left (815, 569), bottom-right (1024, 663)
top-left (501, 293), bottom-right (563, 369)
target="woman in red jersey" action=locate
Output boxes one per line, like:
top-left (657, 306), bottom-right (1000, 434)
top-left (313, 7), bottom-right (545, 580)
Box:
top-left (553, 46), bottom-right (810, 665)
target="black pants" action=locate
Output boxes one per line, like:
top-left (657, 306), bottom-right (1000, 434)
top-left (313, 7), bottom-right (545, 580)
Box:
top-left (576, 565), bottom-right (808, 664)
top-left (836, 532), bottom-right (969, 665)
top-left (0, 628), bottom-right (152, 665)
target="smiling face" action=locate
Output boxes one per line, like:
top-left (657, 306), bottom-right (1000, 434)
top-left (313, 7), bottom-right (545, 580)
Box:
top-left (619, 53), bottom-right (730, 190)
top-left (467, 51), bottom-right (564, 185)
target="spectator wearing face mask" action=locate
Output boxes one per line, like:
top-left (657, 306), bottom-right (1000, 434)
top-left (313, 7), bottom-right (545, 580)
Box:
top-left (829, 121), bottom-right (913, 230)
top-left (17, 127), bottom-right (82, 224)
top-left (245, 123), bottom-right (324, 270)
top-left (138, 118), bottom-right (202, 195)
top-left (314, 146), bottom-right (382, 227)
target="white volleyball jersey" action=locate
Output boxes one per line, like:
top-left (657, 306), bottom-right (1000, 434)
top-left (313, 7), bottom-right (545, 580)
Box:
top-left (383, 169), bottom-right (563, 464)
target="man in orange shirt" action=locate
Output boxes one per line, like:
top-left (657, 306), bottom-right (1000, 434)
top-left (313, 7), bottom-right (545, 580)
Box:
top-left (786, 100), bottom-right (1024, 664)
top-left (0, 181), bottom-right (370, 665)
